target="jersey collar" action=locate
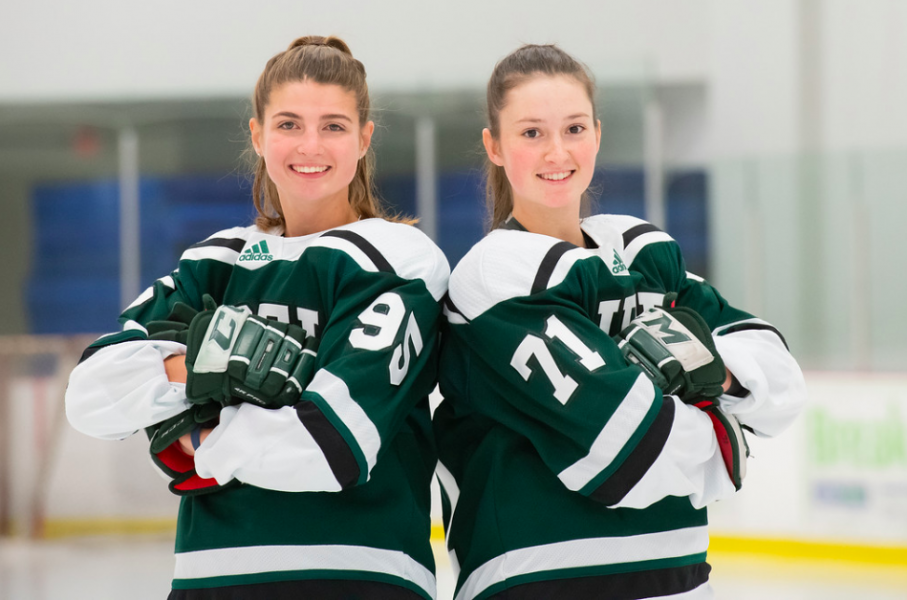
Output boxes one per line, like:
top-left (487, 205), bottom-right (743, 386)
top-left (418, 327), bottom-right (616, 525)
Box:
top-left (500, 215), bottom-right (598, 249)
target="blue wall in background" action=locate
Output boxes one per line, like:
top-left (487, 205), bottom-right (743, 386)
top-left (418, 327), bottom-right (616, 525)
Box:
top-left (27, 168), bottom-right (707, 334)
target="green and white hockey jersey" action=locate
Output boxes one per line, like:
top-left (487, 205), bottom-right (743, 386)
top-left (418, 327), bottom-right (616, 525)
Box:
top-left (66, 218), bottom-right (450, 599)
top-left (433, 215), bottom-right (805, 600)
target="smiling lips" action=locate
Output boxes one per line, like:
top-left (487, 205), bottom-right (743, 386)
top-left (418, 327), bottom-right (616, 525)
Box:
top-left (538, 170), bottom-right (574, 181)
top-left (292, 165), bottom-right (331, 174)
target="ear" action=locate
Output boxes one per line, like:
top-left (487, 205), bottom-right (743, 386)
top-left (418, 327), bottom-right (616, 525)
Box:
top-left (250, 118), bottom-right (262, 156)
top-left (594, 119), bottom-right (602, 152)
top-left (483, 128), bottom-right (504, 167)
top-left (359, 120), bottom-right (375, 157)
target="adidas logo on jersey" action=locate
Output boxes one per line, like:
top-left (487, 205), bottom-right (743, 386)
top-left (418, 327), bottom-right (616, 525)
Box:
top-left (611, 249), bottom-right (628, 275)
top-left (239, 241), bottom-right (274, 262)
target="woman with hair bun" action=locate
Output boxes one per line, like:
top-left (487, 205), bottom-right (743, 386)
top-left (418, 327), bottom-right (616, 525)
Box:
top-left (433, 43), bottom-right (805, 599)
top-left (66, 35), bottom-right (448, 599)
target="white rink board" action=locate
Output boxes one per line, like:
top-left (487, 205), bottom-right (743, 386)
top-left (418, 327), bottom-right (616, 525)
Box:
top-left (710, 371), bottom-right (907, 544)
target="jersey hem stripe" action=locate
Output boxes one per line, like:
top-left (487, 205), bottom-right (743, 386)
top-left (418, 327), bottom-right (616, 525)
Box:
top-left (473, 560), bottom-right (710, 600)
top-left (169, 576), bottom-right (431, 599)
top-left (171, 545), bottom-right (436, 599)
top-left (453, 526), bottom-right (709, 600)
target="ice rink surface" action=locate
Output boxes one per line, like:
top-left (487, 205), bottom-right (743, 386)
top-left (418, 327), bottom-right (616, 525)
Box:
top-left (1, 535), bottom-right (906, 600)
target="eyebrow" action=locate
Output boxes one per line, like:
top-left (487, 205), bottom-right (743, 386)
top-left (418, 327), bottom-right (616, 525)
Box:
top-left (273, 111), bottom-right (354, 122)
top-left (515, 113), bottom-right (591, 124)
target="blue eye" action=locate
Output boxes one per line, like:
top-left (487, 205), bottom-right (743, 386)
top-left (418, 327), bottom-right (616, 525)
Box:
top-left (278, 121), bottom-right (295, 130)
top-left (326, 123), bottom-right (346, 132)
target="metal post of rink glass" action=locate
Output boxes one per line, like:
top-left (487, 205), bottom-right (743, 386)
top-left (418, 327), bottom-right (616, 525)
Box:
top-left (118, 126), bottom-right (141, 310)
top-left (415, 116), bottom-right (438, 241)
top-left (644, 91), bottom-right (666, 231)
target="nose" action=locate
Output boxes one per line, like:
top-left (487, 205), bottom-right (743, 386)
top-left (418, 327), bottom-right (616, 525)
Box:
top-left (544, 134), bottom-right (568, 163)
top-left (296, 129), bottom-right (323, 155)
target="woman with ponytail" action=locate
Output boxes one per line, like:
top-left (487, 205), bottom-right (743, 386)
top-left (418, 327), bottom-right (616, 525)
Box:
top-left (66, 35), bottom-right (448, 599)
top-left (433, 44), bottom-right (805, 599)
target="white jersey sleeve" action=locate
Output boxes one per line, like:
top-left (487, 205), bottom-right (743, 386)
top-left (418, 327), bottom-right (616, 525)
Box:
top-left (65, 340), bottom-right (189, 441)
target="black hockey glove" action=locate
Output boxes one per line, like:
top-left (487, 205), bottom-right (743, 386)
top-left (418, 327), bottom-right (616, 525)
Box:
top-left (145, 294), bottom-right (218, 345)
top-left (613, 304), bottom-right (726, 404)
top-left (184, 304), bottom-right (318, 409)
top-left (145, 403), bottom-right (238, 496)
top-left (613, 302), bottom-right (748, 490)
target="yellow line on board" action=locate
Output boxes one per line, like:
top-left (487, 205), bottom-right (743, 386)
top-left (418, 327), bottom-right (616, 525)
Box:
top-left (709, 534), bottom-right (907, 567)
top-left (38, 520), bottom-right (907, 570)
top-left (42, 518), bottom-right (176, 539)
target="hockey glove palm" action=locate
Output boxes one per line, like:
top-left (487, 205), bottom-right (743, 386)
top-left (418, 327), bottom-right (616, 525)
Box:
top-left (694, 400), bottom-right (749, 491)
top-left (145, 403), bottom-right (236, 496)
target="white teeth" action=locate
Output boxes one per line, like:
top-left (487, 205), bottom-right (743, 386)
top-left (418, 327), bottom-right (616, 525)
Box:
top-left (292, 165), bottom-right (329, 174)
top-left (540, 171), bottom-right (571, 181)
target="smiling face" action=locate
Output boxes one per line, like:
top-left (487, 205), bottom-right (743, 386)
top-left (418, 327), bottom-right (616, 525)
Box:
top-left (250, 79), bottom-right (373, 232)
top-left (484, 74), bottom-right (600, 223)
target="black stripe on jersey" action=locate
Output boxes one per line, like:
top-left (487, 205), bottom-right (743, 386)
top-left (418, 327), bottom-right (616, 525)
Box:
top-left (487, 562), bottom-right (710, 600)
top-left (295, 401), bottom-right (360, 489)
top-left (589, 395), bottom-right (675, 506)
top-left (720, 322), bottom-right (790, 351)
top-left (622, 223), bottom-right (662, 248)
top-left (188, 237), bottom-right (246, 253)
top-left (321, 230), bottom-right (395, 274)
top-left (531, 241), bottom-right (577, 295)
top-left (169, 577), bottom-right (426, 600)
top-left (443, 293), bottom-right (470, 323)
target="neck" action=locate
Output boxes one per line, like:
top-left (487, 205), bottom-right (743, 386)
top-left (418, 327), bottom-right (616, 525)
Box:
top-left (282, 191), bottom-right (359, 237)
top-left (512, 202), bottom-right (585, 247)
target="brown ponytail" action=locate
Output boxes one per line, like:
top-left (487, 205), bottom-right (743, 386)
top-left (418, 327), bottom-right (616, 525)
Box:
top-left (251, 35), bottom-right (407, 231)
top-left (484, 44), bottom-right (598, 230)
